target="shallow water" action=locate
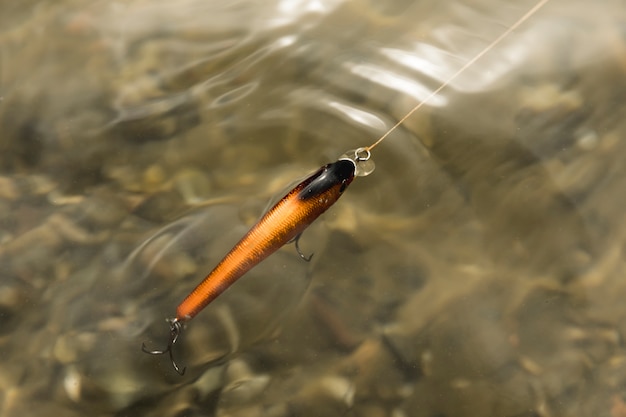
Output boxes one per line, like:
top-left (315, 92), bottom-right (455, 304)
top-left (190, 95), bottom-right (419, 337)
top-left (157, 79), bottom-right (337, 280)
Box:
top-left (1, 0), bottom-right (626, 416)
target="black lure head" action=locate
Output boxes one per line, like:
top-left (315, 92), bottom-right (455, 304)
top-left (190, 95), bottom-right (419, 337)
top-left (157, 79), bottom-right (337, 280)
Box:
top-left (297, 159), bottom-right (356, 201)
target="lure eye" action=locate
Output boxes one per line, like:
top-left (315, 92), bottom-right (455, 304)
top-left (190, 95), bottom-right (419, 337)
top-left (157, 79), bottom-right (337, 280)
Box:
top-left (339, 181), bottom-right (347, 193)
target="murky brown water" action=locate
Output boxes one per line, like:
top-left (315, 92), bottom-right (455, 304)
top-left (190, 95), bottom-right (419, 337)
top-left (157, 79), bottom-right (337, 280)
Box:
top-left (1, 0), bottom-right (626, 416)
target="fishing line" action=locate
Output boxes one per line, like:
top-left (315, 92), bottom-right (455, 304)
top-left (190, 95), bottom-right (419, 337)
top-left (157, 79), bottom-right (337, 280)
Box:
top-left (355, 0), bottom-right (551, 163)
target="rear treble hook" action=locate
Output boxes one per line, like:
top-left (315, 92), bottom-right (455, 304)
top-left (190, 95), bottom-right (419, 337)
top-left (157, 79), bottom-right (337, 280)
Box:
top-left (142, 318), bottom-right (186, 375)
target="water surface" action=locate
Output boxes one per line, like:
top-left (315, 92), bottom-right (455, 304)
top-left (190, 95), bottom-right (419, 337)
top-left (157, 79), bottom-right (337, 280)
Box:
top-left (1, 0), bottom-right (625, 416)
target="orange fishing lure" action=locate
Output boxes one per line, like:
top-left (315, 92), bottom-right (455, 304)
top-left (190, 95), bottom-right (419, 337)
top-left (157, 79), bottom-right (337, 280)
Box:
top-left (143, 159), bottom-right (357, 374)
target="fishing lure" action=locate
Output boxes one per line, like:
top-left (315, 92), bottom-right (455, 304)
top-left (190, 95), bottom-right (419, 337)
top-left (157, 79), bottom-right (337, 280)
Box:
top-left (142, 0), bottom-right (550, 374)
top-left (142, 150), bottom-right (373, 374)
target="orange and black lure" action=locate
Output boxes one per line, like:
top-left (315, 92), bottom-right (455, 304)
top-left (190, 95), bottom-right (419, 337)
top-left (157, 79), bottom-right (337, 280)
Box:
top-left (142, 158), bottom-right (357, 374)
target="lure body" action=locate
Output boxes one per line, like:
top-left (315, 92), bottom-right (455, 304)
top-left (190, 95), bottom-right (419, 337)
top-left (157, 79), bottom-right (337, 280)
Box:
top-left (175, 159), bottom-right (356, 321)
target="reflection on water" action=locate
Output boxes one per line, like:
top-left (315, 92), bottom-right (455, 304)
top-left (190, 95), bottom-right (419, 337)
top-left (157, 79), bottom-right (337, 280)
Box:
top-left (1, 0), bottom-right (626, 416)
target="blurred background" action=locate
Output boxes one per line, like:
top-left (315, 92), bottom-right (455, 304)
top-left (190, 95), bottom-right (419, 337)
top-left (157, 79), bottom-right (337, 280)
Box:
top-left (1, 0), bottom-right (625, 416)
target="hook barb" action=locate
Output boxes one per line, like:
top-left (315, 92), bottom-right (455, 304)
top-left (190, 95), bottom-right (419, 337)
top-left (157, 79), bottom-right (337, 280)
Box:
top-left (141, 318), bottom-right (186, 375)
top-left (294, 233), bottom-right (313, 262)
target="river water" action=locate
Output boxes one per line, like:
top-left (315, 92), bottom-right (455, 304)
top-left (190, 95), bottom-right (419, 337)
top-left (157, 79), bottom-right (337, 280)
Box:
top-left (1, 0), bottom-right (625, 416)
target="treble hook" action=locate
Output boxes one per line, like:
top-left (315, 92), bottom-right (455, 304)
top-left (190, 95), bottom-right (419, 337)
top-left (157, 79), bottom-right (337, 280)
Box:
top-left (294, 233), bottom-right (313, 262)
top-left (141, 318), bottom-right (186, 375)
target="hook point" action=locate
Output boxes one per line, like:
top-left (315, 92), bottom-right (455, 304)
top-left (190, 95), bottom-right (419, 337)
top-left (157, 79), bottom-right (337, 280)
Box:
top-left (141, 318), bottom-right (186, 375)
